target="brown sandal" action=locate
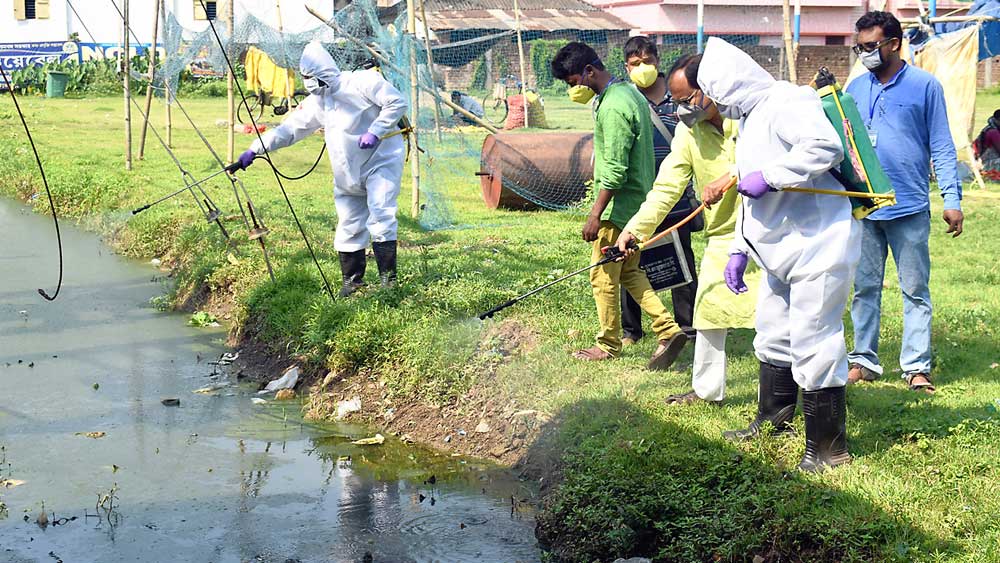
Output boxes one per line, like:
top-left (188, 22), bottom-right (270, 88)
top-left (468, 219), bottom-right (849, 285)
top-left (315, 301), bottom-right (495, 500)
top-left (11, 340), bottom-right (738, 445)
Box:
top-left (573, 346), bottom-right (614, 361)
top-left (906, 372), bottom-right (935, 393)
top-left (847, 363), bottom-right (879, 385)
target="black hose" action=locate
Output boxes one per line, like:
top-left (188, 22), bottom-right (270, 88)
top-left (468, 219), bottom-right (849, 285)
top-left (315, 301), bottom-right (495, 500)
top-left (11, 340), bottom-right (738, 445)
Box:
top-left (256, 143), bottom-right (327, 181)
top-left (1, 66), bottom-right (63, 301)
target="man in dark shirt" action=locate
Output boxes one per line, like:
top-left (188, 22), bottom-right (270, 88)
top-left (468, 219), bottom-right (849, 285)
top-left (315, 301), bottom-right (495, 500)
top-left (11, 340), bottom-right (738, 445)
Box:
top-left (620, 36), bottom-right (699, 346)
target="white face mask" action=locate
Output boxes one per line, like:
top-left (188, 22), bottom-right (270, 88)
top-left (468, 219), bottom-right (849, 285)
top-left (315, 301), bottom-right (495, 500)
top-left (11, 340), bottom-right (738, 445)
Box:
top-left (861, 49), bottom-right (886, 72)
top-left (303, 76), bottom-right (325, 95)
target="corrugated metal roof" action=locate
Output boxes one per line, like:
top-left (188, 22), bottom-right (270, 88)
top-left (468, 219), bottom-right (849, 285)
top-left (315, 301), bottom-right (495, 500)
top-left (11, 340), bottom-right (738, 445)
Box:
top-left (425, 8), bottom-right (630, 31)
top-left (425, 0), bottom-right (603, 11)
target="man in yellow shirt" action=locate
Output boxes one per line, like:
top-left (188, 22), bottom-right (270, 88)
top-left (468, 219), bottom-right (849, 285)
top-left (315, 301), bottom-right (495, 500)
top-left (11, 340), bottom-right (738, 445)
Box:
top-left (616, 53), bottom-right (759, 404)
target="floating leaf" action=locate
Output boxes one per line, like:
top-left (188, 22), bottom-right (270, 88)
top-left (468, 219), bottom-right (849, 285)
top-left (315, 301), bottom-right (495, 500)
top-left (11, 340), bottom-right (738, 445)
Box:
top-left (75, 431), bottom-right (106, 439)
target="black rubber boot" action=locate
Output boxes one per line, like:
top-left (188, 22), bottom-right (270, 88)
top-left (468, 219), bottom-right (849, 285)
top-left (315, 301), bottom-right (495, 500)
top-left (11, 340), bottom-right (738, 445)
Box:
top-left (338, 250), bottom-right (367, 297)
top-left (372, 240), bottom-right (397, 288)
top-left (797, 386), bottom-right (851, 472)
top-left (723, 362), bottom-right (798, 442)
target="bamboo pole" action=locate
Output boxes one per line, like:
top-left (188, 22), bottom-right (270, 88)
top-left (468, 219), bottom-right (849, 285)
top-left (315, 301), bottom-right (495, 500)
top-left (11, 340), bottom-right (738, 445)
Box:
top-left (406, 0), bottom-right (422, 218)
top-left (162, 0), bottom-right (172, 147)
top-left (696, 0), bottom-right (704, 53)
top-left (782, 0), bottom-right (796, 83)
top-left (227, 0), bottom-right (235, 163)
top-left (123, 0), bottom-right (132, 171)
top-left (792, 0), bottom-right (801, 70)
top-left (513, 0), bottom-right (529, 128)
top-left (275, 0), bottom-right (291, 100)
top-left (305, 5), bottom-right (499, 134)
top-left (418, 0), bottom-right (443, 141)
top-left (901, 15), bottom-right (999, 25)
top-left (138, 0), bottom-right (161, 160)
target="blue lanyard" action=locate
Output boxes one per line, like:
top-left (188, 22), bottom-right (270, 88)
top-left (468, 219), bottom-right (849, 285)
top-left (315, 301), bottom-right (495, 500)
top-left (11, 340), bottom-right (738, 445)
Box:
top-left (867, 63), bottom-right (906, 123)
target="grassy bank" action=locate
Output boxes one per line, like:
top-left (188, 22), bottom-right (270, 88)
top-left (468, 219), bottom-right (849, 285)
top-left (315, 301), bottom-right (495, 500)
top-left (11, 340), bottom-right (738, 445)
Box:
top-left (3, 94), bottom-right (1000, 562)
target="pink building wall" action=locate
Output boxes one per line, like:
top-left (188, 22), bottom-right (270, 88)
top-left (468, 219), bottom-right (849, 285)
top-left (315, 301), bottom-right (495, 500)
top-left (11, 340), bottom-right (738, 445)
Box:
top-left (586, 0), bottom-right (972, 46)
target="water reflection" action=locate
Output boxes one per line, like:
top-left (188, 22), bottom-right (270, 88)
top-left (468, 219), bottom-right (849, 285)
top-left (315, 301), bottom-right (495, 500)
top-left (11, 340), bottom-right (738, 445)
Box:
top-left (0, 198), bottom-right (539, 562)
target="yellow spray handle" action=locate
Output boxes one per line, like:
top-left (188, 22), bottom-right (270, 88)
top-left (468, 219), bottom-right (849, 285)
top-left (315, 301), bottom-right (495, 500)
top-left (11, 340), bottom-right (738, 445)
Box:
top-left (636, 176), bottom-right (739, 251)
top-left (783, 186), bottom-right (895, 200)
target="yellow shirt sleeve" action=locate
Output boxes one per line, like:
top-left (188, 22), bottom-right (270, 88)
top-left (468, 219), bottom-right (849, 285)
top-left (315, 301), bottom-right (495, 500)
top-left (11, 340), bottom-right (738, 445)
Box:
top-left (623, 123), bottom-right (694, 240)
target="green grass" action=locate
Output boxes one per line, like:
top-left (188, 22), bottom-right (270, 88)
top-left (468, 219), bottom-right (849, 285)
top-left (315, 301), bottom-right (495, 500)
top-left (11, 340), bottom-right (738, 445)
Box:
top-left (3, 93), bottom-right (1000, 562)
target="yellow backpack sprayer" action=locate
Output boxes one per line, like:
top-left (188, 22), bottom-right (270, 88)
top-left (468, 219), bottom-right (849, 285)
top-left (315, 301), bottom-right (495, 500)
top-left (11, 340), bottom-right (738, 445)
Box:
top-left (806, 67), bottom-right (896, 218)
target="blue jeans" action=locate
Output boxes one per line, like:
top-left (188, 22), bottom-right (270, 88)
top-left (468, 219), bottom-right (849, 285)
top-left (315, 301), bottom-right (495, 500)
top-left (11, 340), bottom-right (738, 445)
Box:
top-left (848, 211), bottom-right (932, 378)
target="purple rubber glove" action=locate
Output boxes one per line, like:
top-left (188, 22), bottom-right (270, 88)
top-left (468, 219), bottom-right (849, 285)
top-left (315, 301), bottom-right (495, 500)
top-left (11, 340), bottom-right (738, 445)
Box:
top-left (236, 149), bottom-right (257, 170)
top-left (358, 132), bottom-right (380, 149)
top-left (737, 170), bottom-right (771, 199)
top-left (724, 253), bottom-right (749, 294)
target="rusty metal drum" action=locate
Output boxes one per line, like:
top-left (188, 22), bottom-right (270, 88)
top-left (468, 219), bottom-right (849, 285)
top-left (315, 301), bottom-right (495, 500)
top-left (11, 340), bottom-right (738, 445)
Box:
top-left (478, 132), bottom-right (594, 210)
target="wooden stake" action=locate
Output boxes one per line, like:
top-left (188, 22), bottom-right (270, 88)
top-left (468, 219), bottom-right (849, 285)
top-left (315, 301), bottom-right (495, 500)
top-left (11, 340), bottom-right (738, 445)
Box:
top-left (782, 0), bottom-right (797, 83)
top-left (227, 0), bottom-right (235, 163)
top-left (138, 0), bottom-right (161, 160)
top-left (514, 0), bottom-right (529, 128)
top-left (418, 0), bottom-right (443, 141)
top-left (123, 0), bottom-right (132, 171)
top-left (162, 0), bottom-right (172, 148)
top-left (407, 0), bottom-right (421, 218)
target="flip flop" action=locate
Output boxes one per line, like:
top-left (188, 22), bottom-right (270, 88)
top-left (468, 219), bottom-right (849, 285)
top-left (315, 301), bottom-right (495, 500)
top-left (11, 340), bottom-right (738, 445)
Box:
top-left (572, 346), bottom-right (614, 361)
top-left (648, 332), bottom-right (687, 371)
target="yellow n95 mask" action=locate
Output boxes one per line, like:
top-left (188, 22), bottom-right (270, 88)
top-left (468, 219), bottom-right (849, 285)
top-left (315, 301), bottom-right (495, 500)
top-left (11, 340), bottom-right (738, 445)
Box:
top-left (568, 84), bottom-right (596, 104)
top-left (629, 63), bottom-right (658, 88)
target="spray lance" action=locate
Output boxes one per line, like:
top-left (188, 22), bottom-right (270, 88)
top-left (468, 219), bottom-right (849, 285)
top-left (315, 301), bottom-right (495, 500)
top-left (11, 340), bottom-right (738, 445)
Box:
top-left (477, 173), bottom-right (893, 321)
top-left (478, 178), bottom-right (738, 320)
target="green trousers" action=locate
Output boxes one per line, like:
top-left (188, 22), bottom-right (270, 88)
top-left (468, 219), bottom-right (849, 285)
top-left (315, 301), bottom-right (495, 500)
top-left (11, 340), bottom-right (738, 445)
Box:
top-left (590, 221), bottom-right (681, 356)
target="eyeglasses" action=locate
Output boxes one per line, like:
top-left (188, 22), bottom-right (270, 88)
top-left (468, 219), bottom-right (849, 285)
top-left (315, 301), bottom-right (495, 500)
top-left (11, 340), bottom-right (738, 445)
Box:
top-left (852, 38), bottom-right (894, 55)
top-left (675, 90), bottom-right (701, 105)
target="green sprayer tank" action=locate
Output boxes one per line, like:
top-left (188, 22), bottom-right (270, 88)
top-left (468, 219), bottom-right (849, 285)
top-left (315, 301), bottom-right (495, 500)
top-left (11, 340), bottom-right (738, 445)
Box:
top-left (813, 68), bottom-right (896, 219)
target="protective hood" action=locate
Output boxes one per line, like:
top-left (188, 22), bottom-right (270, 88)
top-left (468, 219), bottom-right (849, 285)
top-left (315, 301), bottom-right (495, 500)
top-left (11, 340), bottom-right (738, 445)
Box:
top-left (299, 40), bottom-right (341, 94)
top-left (697, 37), bottom-right (775, 119)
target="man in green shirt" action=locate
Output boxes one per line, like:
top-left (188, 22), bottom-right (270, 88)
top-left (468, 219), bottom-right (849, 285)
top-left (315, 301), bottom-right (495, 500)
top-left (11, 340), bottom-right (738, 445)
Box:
top-left (551, 42), bottom-right (686, 369)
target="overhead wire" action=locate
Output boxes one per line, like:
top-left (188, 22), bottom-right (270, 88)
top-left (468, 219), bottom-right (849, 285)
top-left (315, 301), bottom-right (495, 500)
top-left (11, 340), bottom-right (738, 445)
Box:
top-left (0, 66), bottom-right (64, 301)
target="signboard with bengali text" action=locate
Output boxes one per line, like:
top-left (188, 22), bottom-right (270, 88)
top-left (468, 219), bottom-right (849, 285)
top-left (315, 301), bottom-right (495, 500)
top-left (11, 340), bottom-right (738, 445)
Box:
top-left (0, 41), bottom-right (79, 71)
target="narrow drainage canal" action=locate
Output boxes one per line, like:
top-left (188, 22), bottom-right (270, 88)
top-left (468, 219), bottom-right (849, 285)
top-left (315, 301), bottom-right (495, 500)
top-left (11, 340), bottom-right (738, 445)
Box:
top-left (0, 199), bottom-right (540, 563)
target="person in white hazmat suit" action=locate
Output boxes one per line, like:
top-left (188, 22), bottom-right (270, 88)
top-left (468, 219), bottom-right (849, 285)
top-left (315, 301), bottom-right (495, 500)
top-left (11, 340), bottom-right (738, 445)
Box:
top-left (698, 38), bottom-right (861, 472)
top-left (235, 41), bottom-right (408, 297)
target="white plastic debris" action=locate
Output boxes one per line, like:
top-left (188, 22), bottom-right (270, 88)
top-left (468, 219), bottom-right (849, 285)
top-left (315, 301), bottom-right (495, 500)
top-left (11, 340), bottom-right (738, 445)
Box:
top-left (335, 397), bottom-right (362, 420)
top-left (352, 434), bottom-right (385, 446)
top-left (257, 365), bottom-right (299, 395)
top-left (251, 397), bottom-right (267, 405)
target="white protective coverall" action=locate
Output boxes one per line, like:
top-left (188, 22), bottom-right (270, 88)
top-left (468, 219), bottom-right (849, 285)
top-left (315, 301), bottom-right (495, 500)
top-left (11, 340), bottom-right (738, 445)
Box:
top-left (250, 41), bottom-right (408, 252)
top-left (698, 37), bottom-right (861, 391)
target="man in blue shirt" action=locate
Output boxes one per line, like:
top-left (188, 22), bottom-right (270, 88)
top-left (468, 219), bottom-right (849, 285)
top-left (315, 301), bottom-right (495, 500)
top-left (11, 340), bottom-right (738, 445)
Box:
top-left (846, 11), bottom-right (965, 393)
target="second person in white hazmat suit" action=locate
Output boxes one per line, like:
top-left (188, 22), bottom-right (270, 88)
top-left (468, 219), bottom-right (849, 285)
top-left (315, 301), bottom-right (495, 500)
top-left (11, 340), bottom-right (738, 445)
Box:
top-left (697, 38), bottom-right (861, 472)
top-left (236, 41), bottom-right (408, 296)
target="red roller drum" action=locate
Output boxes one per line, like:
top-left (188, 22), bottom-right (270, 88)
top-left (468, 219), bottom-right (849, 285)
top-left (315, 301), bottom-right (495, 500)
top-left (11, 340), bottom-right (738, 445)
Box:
top-left (479, 132), bottom-right (594, 210)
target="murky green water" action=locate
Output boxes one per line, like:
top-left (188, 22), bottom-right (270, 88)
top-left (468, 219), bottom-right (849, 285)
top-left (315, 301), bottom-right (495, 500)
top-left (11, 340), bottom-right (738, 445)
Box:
top-left (0, 199), bottom-right (539, 562)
